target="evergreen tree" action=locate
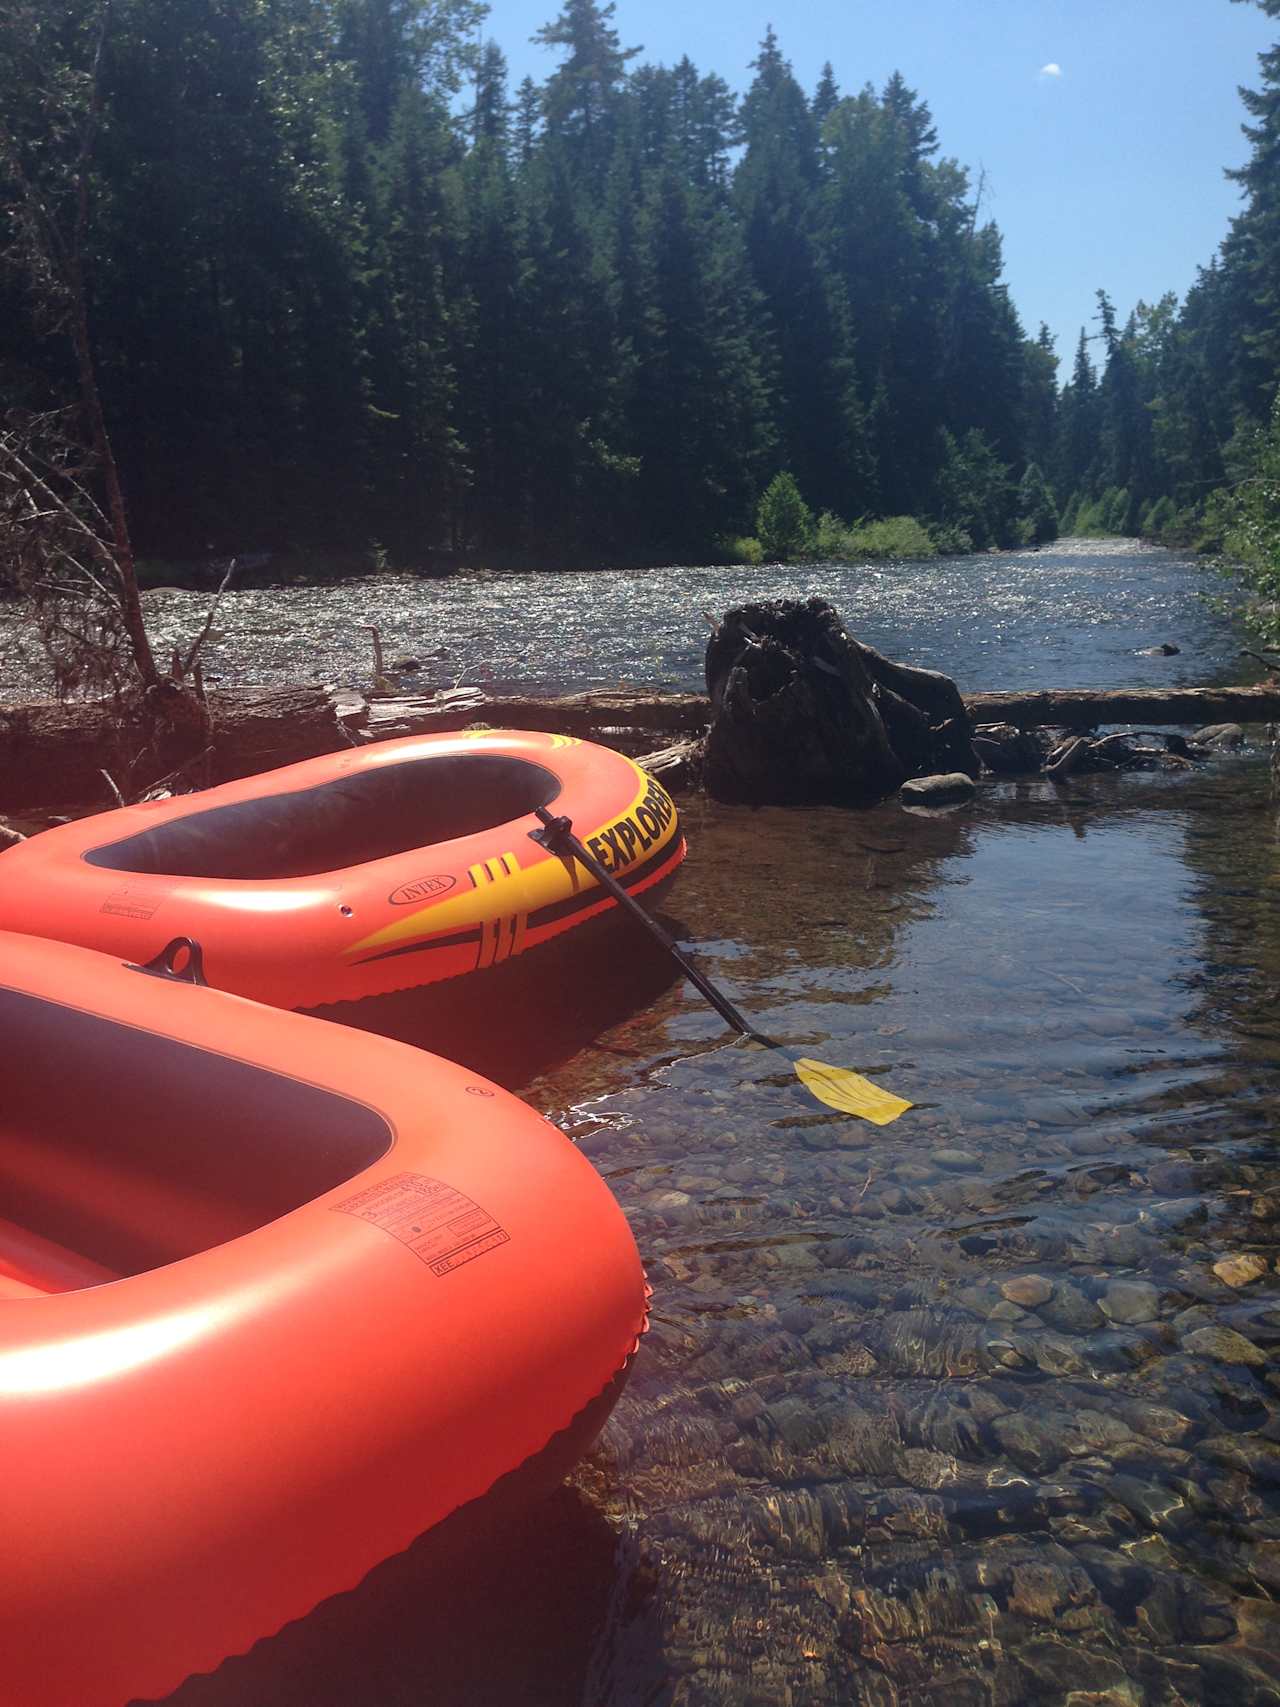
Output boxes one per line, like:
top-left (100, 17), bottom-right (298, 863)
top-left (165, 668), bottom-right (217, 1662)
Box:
top-left (756, 471), bottom-right (813, 558)
top-left (1055, 330), bottom-right (1101, 504)
top-left (533, 0), bottom-right (639, 184)
top-left (625, 157), bottom-right (774, 555)
top-left (735, 29), bottom-right (864, 516)
top-left (1223, 0), bottom-right (1280, 408)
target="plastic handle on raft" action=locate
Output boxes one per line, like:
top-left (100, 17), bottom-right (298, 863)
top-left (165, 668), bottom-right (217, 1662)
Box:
top-left (529, 806), bottom-right (764, 1044)
top-left (126, 936), bottom-right (209, 986)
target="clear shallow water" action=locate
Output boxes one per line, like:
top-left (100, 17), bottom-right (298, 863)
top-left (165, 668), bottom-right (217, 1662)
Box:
top-left (0, 537), bottom-right (1245, 700)
top-left (532, 768), bottom-right (1280, 1707)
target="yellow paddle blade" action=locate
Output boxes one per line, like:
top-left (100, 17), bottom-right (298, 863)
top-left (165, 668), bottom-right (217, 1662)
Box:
top-left (793, 1057), bottom-right (913, 1125)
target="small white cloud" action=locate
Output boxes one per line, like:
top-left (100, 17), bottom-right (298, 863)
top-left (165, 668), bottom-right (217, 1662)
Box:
top-left (1039, 62), bottom-right (1062, 79)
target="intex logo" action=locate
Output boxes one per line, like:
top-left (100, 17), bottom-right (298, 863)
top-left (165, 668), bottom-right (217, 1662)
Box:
top-left (388, 874), bottom-right (456, 906)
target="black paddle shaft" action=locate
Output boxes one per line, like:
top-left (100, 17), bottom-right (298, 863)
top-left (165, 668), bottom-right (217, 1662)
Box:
top-left (530, 806), bottom-right (766, 1045)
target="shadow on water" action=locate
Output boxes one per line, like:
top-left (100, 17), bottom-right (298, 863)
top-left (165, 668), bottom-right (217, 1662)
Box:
top-left (161, 1484), bottom-right (643, 1707)
top-left (305, 907), bottom-right (683, 1090)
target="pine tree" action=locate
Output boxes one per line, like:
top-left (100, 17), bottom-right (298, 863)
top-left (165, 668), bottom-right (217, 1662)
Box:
top-left (533, 0), bottom-right (639, 184)
top-left (736, 30), bottom-right (867, 516)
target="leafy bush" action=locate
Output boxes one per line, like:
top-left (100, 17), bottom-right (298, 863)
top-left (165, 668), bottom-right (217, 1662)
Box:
top-left (845, 515), bottom-right (938, 559)
top-left (1100, 486), bottom-right (1131, 534)
top-left (811, 509), bottom-right (856, 558)
top-left (724, 534), bottom-right (765, 565)
top-left (925, 521), bottom-right (974, 556)
top-left (1071, 496), bottom-right (1111, 536)
top-left (1141, 495), bottom-right (1176, 538)
top-left (756, 472), bottom-right (814, 560)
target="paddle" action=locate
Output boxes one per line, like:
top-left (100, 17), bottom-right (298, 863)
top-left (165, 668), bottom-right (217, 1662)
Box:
top-left (530, 806), bottom-right (912, 1125)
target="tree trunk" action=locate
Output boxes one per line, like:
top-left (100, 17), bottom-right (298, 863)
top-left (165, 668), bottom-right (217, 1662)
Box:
top-left (963, 684), bottom-right (1280, 729)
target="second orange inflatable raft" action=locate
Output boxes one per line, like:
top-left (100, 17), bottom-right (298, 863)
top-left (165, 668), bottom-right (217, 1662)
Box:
top-left (0, 729), bottom-right (685, 1010)
top-left (0, 929), bottom-right (647, 1707)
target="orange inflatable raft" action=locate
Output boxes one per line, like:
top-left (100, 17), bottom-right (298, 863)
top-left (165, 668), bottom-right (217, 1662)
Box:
top-left (0, 930), bottom-right (648, 1707)
top-left (0, 729), bottom-right (684, 1010)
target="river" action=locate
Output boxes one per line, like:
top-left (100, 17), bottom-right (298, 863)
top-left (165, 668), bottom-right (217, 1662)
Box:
top-left (0, 535), bottom-right (1246, 699)
top-left (14, 542), bottom-right (1280, 1704)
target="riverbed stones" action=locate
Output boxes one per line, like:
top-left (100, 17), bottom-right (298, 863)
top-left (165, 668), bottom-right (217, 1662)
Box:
top-left (1181, 1324), bottom-right (1269, 1367)
top-left (1001, 1274), bottom-right (1054, 1308)
top-left (929, 1147), bottom-right (982, 1171)
top-left (899, 772), bottom-right (977, 806)
top-left (1101, 1279), bottom-right (1161, 1324)
top-left (1195, 721), bottom-right (1245, 746)
top-left (1038, 1280), bottom-right (1106, 1334)
top-left (1213, 1251), bottom-right (1269, 1289)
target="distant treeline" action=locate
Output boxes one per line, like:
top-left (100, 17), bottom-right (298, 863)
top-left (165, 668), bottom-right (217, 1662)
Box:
top-left (1, 0), bottom-right (1277, 569)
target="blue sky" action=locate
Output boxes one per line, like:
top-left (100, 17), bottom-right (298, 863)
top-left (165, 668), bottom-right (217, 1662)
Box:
top-left (486, 0), bottom-right (1276, 375)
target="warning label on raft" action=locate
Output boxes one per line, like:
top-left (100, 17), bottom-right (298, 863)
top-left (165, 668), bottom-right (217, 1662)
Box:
top-left (100, 886), bottom-right (166, 920)
top-left (332, 1172), bottom-right (509, 1276)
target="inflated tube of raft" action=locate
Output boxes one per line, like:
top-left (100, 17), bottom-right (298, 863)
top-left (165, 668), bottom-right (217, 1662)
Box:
top-left (0, 729), bottom-right (686, 1010)
top-left (0, 930), bottom-right (648, 1707)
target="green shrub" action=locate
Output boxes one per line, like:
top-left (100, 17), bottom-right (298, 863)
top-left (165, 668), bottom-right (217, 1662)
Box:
top-left (1099, 486), bottom-right (1131, 534)
top-left (926, 521), bottom-right (975, 556)
top-left (756, 472), bottom-right (814, 561)
top-left (1142, 495), bottom-right (1176, 538)
top-left (845, 515), bottom-right (938, 559)
top-left (808, 510), bottom-right (853, 557)
top-left (725, 534), bottom-right (765, 565)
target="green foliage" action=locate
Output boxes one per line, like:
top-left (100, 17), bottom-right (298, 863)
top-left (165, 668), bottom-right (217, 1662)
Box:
top-left (847, 515), bottom-right (938, 559)
top-left (1213, 392), bottom-right (1280, 639)
top-left (756, 471), bottom-right (814, 559)
top-left (930, 429), bottom-right (1016, 549)
top-left (1141, 495), bottom-right (1177, 537)
top-left (811, 509), bottom-right (854, 557)
top-left (1017, 461), bottom-right (1059, 544)
top-left (925, 520), bottom-right (974, 556)
top-left (725, 534), bottom-right (765, 564)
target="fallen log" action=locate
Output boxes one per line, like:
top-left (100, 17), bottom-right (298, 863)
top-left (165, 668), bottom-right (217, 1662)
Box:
top-left (962, 684), bottom-right (1280, 731)
top-left (358, 687), bottom-right (708, 742)
top-left (0, 685), bottom-right (347, 814)
top-left (2, 675), bottom-right (1276, 814)
top-left (0, 684), bottom-right (709, 812)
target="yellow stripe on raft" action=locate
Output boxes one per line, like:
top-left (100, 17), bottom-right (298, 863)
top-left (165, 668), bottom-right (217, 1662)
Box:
top-left (345, 764), bottom-right (678, 961)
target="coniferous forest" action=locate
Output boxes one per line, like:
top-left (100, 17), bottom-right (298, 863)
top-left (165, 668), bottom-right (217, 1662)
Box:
top-left (1, 0), bottom-right (1278, 572)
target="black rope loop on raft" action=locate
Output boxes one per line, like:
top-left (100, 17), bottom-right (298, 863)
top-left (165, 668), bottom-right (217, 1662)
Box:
top-left (126, 936), bottom-right (208, 986)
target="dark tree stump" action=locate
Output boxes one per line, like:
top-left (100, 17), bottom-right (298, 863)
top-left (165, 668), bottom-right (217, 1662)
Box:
top-left (703, 598), bottom-right (978, 805)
